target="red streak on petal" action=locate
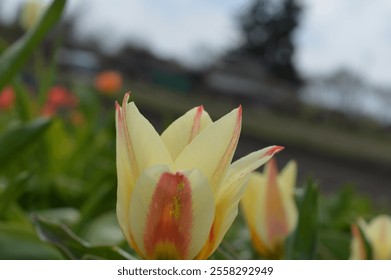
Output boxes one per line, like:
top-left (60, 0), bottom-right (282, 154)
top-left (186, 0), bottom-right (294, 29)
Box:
top-left (115, 101), bottom-right (123, 135)
top-left (189, 105), bottom-right (204, 142)
top-left (212, 106), bottom-right (242, 186)
top-left (209, 223), bottom-right (215, 243)
top-left (144, 172), bottom-right (193, 259)
top-left (265, 159), bottom-right (289, 245)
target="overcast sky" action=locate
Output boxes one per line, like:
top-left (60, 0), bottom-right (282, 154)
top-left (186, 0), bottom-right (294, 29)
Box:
top-left (1, 0), bottom-right (391, 88)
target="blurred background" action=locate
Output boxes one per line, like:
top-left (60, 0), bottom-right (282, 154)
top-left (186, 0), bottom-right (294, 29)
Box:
top-left (0, 0), bottom-right (390, 259)
top-left (1, 0), bottom-right (391, 203)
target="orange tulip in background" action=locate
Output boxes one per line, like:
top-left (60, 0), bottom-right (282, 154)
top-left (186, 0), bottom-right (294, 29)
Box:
top-left (0, 86), bottom-right (15, 110)
top-left (41, 86), bottom-right (78, 117)
top-left (95, 70), bottom-right (123, 95)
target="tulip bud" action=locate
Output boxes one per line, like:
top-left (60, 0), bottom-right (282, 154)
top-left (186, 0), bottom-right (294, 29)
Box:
top-left (241, 159), bottom-right (298, 259)
top-left (351, 215), bottom-right (391, 260)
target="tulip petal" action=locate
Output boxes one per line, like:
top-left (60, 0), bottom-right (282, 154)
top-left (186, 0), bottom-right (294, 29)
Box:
top-left (123, 98), bottom-right (174, 172)
top-left (351, 224), bottom-right (367, 260)
top-left (115, 99), bottom-right (136, 246)
top-left (161, 106), bottom-right (212, 160)
top-left (129, 166), bottom-right (214, 260)
top-left (116, 95), bottom-right (173, 251)
top-left (278, 160), bottom-right (297, 197)
top-left (175, 107), bottom-right (242, 193)
top-left (241, 172), bottom-right (270, 256)
top-left (263, 159), bottom-right (290, 248)
top-left (219, 146), bottom-right (284, 199)
top-left (366, 215), bottom-right (391, 259)
top-left (195, 146), bottom-right (283, 259)
top-left (197, 170), bottom-right (250, 259)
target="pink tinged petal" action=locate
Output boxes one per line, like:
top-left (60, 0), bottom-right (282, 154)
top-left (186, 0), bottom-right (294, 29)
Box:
top-left (189, 105), bottom-right (207, 141)
top-left (351, 224), bottom-right (367, 260)
top-left (175, 106), bottom-right (242, 193)
top-left (161, 105), bottom-right (212, 160)
top-left (264, 159), bottom-right (290, 246)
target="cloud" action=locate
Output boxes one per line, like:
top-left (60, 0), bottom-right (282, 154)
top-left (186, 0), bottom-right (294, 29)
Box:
top-left (295, 0), bottom-right (391, 88)
top-left (69, 0), bottom-right (248, 68)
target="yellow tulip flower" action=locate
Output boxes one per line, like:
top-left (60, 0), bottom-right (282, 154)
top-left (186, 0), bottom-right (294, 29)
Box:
top-left (241, 159), bottom-right (297, 259)
top-left (351, 215), bottom-right (391, 259)
top-left (115, 93), bottom-right (283, 259)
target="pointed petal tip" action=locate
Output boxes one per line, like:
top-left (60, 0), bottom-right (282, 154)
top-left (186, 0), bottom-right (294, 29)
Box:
top-left (195, 105), bottom-right (204, 116)
top-left (265, 146), bottom-right (284, 156)
top-left (122, 92), bottom-right (131, 107)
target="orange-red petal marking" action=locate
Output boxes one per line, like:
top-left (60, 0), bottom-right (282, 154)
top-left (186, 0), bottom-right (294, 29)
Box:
top-left (143, 172), bottom-right (193, 259)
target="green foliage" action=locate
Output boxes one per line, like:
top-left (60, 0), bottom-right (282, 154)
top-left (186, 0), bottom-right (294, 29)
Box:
top-left (32, 215), bottom-right (134, 260)
top-left (0, 118), bottom-right (51, 169)
top-left (285, 180), bottom-right (319, 259)
top-left (0, 0), bottom-right (66, 91)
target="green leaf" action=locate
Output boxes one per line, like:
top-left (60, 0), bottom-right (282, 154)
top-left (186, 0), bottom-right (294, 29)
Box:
top-left (0, 118), bottom-right (52, 169)
top-left (285, 179), bottom-right (319, 259)
top-left (0, 0), bottom-right (66, 91)
top-left (317, 230), bottom-right (351, 260)
top-left (11, 79), bottom-right (32, 121)
top-left (0, 172), bottom-right (31, 218)
top-left (82, 211), bottom-right (124, 246)
top-left (32, 215), bottom-right (136, 260)
top-left (0, 222), bottom-right (63, 260)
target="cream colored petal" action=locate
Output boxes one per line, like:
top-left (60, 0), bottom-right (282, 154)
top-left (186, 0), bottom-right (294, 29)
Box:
top-left (219, 146), bottom-right (283, 199)
top-left (123, 98), bottom-right (174, 172)
top-left (197, 170), bottom-right (252, 259)
top-left (128, 165), bottom-right (171, 258)
top-left (183, 169), bottom-right (215, 259)
top-left (129, 166), bottom-right (214, 260)
top-left (277, 160), bottom-right (298, 235)
top-left (115, 100), bottom-right (136, 244)
top-left (350, 224), bottom-right (366, 260)
top-left (241, 172), bottom-right (265, 233)
top-left (174, 107), bottom-right (242, 193)
top-left (367, 215), bottom-right (391, 259)
top-left (278, 160), bottom-right (297, 197)
top-left (161, 106), bottom-right (212, 160)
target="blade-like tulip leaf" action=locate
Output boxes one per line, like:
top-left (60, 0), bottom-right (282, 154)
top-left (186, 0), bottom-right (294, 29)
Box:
top-left (285, 180), bottom-right (319, 259)
top-left (32, 215), bottom-right (136, 260)
top-left (0, 0), bottom-right (66, 91)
